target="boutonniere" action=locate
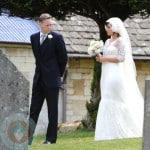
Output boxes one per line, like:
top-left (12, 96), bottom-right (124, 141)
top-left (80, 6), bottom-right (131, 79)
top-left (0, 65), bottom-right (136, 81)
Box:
top-left (48, 34), bottom-right (53, 40)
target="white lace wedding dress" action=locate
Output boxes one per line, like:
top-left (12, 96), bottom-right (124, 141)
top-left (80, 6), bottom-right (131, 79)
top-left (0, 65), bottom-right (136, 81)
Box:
top-left (95, 38), bottom-right (144, 140)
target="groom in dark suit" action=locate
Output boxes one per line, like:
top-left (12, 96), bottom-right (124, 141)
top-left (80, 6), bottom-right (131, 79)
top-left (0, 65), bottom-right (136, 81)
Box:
top-left (28, 13), bottom-right (68, 145)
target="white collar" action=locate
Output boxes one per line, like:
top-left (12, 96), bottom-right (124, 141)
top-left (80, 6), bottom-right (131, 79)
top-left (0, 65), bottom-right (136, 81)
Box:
top-left (40, 32), bottom-right (47, 36)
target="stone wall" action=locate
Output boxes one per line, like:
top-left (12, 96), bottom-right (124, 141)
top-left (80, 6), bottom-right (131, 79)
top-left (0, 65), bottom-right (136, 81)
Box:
top-left (66, 58), bottom-right (94, 122)
top-left (1, 43), bottom-right (150, 124)
top-left (0, 44), bottom-right (34, 90)
top-left (136, 60), bottom-right (150, 96)
top-left (0, 43), bottom-right (95, 124)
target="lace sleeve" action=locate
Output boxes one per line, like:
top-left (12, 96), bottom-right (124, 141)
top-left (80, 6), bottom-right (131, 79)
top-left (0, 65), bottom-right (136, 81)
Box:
top-left (116, 38), bottom-right (126, 62)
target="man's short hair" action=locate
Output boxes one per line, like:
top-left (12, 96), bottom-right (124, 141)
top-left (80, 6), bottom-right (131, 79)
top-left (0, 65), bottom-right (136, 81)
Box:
top-left (39, 13), bottom-right (51, 22)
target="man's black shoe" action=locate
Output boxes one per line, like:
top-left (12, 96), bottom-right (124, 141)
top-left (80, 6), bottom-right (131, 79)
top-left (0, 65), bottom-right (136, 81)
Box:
top-left (43, 140), bottom-right (56, 144)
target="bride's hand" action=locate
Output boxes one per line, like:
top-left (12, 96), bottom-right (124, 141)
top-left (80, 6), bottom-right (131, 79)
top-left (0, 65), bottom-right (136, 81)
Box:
top-left (96, 54), bottom-right (102, 63)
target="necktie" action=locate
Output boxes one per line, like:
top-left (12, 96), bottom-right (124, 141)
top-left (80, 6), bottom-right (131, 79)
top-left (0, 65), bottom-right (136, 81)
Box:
top-left (40, 34), bottom-right (46, 45)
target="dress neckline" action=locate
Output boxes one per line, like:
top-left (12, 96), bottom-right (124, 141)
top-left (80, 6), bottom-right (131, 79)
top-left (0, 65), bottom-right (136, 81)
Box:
top-left (108, 38), bottom-right (119, 44)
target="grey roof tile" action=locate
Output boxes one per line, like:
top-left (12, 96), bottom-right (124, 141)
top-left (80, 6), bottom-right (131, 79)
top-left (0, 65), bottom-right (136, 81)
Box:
top-left (0, 14), bottom-right (100, 55)
top-left (139, 22), bottom-right (150, 29)
top-left (0, 13), bottom-right (149, 56)
top-left (132, 47), bottom-right (145, 55)
top-left (53, 15), bottom-right (99, 54)
top-left (125, 15), bottom-right (150, 56)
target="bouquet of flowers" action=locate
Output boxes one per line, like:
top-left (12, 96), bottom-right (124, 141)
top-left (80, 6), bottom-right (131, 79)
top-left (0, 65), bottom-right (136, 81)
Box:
top-left (87, 40), bottom-right (104, 56)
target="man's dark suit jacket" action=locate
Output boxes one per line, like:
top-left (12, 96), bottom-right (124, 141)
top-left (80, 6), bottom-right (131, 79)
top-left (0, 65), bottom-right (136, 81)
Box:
top-left (30, 31), bottom-right (68, 88)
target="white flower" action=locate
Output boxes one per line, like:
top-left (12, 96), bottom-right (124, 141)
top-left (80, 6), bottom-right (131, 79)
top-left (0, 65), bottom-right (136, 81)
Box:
top-left (95, 48), bottom-right (101, 54)
top-left (48, 34), bottom-right (53, 39)
top-left (87, 40), bottom-right (104, 56)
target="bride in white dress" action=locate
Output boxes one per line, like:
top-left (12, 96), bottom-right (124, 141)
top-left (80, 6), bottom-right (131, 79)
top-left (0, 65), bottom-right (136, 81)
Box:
top-left (95, 17), bottom-right (144, 140)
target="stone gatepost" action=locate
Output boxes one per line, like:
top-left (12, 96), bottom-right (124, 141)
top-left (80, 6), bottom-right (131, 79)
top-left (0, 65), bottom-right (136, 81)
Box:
top-left (142, 78), bottom-right (150, 150)
top-left (0, 50), bottom-right (29, 150)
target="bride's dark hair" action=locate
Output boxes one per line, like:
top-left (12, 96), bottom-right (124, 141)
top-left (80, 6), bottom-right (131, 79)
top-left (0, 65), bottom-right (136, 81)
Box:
top-left (105, 21), bottom-right (120, 37)
top-left (105, 21), bottom-right (110, 26)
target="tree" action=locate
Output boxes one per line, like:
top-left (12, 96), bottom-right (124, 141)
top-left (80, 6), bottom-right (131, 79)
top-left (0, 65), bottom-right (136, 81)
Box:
top-left (1, 0), bottom-right (149, 128)
top-left (0, 1), bottom-right (149, 35)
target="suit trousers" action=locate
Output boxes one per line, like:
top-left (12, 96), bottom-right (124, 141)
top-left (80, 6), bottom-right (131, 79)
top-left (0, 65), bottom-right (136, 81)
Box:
top-left (29, 79), bottom-right (59, 144)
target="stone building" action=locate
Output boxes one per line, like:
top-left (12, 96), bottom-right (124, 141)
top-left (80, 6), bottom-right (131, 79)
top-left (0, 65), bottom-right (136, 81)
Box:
top-left (124, 15), bottom-right (150, 95)
top-left (0, 13), bottom-right (150, 134)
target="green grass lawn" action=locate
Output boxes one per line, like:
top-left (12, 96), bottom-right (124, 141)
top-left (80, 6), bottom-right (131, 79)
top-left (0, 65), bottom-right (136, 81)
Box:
top-left (28, 129), bottom-right (143, 150)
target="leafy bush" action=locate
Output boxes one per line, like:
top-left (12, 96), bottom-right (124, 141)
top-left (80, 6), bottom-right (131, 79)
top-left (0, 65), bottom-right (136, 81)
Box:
top-left (82, 60), bottom-right (101, 129)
